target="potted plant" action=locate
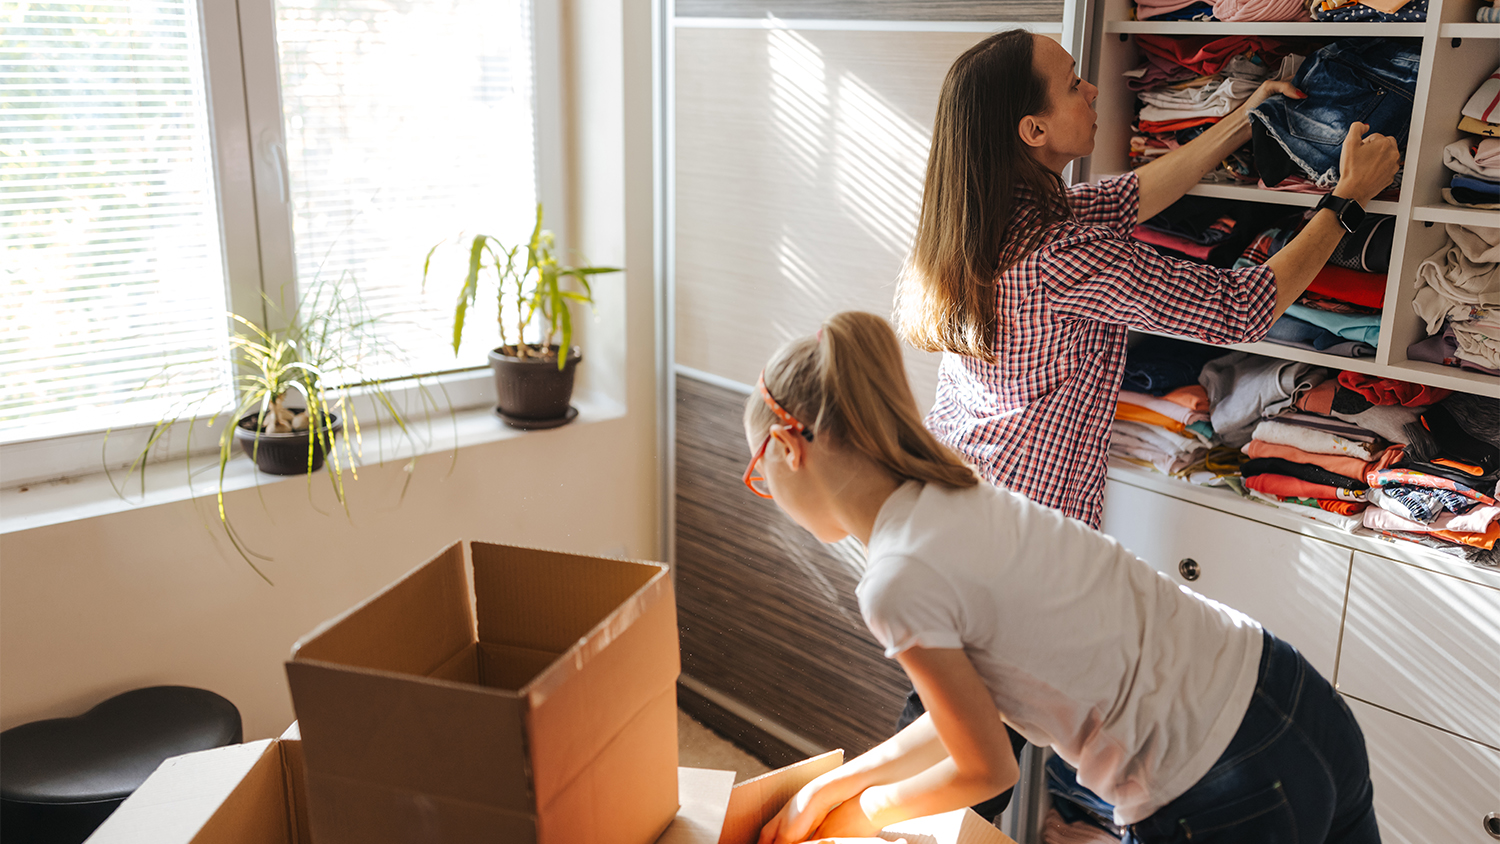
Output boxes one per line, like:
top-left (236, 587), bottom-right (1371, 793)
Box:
top-left (108, 273), bottom-right (444, 582)
top-left (424, 204), bottom-right (621, 429)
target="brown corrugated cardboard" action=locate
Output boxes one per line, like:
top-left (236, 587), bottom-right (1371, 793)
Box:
top-left (84, 724), bottom-right (309, 844)
top-left (284, 540), bottom-right (679, 844)
top-left (713, 750), bottom-right (1019, 844)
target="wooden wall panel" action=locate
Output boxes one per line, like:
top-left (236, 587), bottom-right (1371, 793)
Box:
top-left (677, 1), bottom-right (1064, 20)
top-left (675, 27), bottom-right (1003, 412)
top-left (674, 374), bottom-right (910, 756)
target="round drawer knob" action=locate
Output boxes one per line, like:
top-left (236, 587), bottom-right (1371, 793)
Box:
top-left (1485, 812), bottom-right (1500, 839)
top-left (1178, 558), bottom-right (1201, 581)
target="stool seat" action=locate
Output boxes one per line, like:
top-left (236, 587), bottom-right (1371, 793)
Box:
top-left (1, 686), bottom-right (241, 843)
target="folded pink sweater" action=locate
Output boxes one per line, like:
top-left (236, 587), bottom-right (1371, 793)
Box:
top-left (1213, 0), bottom-right (1310, 21)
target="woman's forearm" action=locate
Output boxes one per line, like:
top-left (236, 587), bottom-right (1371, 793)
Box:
top-left (1135, 106), bottom-right (1253, 222)
top-left (1263, 205), bottom-right (1348, 318)
top-left (858, 754), bottom-right (1021, 828)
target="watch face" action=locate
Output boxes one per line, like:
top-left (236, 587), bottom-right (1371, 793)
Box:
top-left (1338, 202), bottom-right (1365, 233)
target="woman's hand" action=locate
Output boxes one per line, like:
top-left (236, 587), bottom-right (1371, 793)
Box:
top-left (1332, 122), bottom-right (1402, 204)
top-left (1241, 79), bottom-right (1305, 114)
top-left (810, 795), bottom-right (885, 839)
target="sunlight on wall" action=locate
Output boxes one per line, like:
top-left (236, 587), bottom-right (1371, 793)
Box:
top-left (834, 72), bottom-right (928, 258)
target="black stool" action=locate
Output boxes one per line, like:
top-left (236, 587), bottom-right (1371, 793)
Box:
top-left (0, 686), bottom-right (241, 844)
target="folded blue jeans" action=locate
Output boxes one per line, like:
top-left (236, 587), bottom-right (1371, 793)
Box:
top-left (1124, 631), bottom-right (1380, 844)
top-left (1250, 39), bottom-right (1420, 187)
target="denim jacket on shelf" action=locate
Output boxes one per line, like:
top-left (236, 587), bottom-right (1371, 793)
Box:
top-left (1249, 39), bottom-right (1421, 188)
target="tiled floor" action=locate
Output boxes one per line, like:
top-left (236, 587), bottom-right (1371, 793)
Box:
top-left (677, 709), bottom-right (772, 783)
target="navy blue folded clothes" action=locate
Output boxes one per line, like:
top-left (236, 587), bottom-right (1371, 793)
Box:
top-left (1241, 457), bottom-right (1367, 490)
top-left (1451, 173), bottom-right (1500, 200)
top-left (1139, 195), bottom-right (1242, 245)
top-left (1313, 0), bottom-right (1427, 21)
top-left (1123, 335), bottom-right (1234, 395)
top-left (1249, 39), bottom-right (1421, 188)
top-left (1145, 1), bottom-right (1216, 19)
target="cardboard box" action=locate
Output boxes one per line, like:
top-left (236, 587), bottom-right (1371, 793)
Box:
top-left (284, 540), bottom-right (680, 844)
top-left (84, 723), bottom-right (310, 844)
top-left (660, 751), bottom-right (1018, 844)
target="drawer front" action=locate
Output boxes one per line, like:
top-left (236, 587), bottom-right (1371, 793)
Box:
top-left (1339, 551), bottom-right (1500, 747)
top-left (1101, 480), bottom-right (1351, 678)
top-left (1346, 697), bottom-right (1500, 844)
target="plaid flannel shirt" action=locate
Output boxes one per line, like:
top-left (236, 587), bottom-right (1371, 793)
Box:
top-left (925, 172), bottom-right (1277, 527)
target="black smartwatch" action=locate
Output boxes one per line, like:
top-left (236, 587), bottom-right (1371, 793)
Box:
top-left (1314, 193), bottom-right (1366, 234)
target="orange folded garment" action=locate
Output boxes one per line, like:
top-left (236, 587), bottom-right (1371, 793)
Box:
top-left (1317, 499), bottom-right (1367, 516)
top-left (1243, 439), bottom-right (1373, 481)
top-left (1245, 473), bottom-right (1366, 502)
top-left (1163, 385), bottom-right (1210, 413)
top-left (1433, 520), bottom-right (1500, 550)
top-left (1305, 265), bottom-right (1385, 309)
top-left (1115, 403), bottom-right (1188, 435)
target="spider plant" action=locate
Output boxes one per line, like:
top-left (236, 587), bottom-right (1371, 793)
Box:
top-left (106, 271), bottom-right (447, 583)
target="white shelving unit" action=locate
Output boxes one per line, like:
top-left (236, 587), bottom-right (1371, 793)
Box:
top-left (1087, 0), bottom-right (1500, 399)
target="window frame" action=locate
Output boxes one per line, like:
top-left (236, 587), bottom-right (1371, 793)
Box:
top-left (1, 0), bottom-right (564, 490)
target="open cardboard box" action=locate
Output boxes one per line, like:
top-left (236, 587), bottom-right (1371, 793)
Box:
top-left (662, 751), bottom-right (1019, 844)
top-left (84, 723), bottom-right (310, 844)
top-left (284, 540), bottom-right (680, 844)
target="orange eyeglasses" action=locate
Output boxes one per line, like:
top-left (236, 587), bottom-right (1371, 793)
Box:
top-left (743, 372), bottom-right (814, 499)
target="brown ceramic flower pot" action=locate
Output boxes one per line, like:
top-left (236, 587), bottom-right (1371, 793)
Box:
top-left (488, 345), bottom-right (581, 428)
top-left (234, 411), bottom-right (342, 475)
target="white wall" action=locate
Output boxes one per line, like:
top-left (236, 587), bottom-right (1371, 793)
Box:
top-left (0, 0), bottom-right (660, 743)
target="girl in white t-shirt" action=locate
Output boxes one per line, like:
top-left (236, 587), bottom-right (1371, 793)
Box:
top-left (744, 311), bottom-right (1379, 844)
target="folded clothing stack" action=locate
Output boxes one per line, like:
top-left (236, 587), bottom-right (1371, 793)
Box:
top-left (1410, 223), bottom-right (1500, 375)
top-left (1233, 214), bottom-right (1394, 357)
top-left (1126, 36), bottom-right (1288, 175)
top-left (1134, 195), bottom-right (1290, 268)
top-left (1249, 39), bottom-right (1419, 190)
top-left (1113, 337), bottom-right (1237, 483)
top-left (1445, 73), bottom-right (1500, 209)
top-left (1311, 0), bottom-right (1427, 21)
top-left (1482, 0), bottom-right (1498, 22)
top-left (1360, 393), bottom-right (1500, 556)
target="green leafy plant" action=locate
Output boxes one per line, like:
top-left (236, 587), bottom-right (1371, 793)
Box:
top-left (423, 203), bottom-right (621, 369)
top-left (107, 272), bottom-right (446, 583)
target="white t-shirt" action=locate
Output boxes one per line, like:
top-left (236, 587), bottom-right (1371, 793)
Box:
top-left (859, 480), bottom-right (1263, 825)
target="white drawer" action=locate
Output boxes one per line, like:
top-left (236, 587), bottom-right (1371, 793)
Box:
top-left (1101, 480), bottom-right (1352, 678)
top-left (1338, 551), bottom-right (1500, 747)
top-left (1345, 697), bottom-right (1500, 844)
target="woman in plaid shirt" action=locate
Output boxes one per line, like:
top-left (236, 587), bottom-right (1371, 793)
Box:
top-left (890, 28), bottom-right (1400, 823)
top-left (895, 29), bottom-right (1399, 530)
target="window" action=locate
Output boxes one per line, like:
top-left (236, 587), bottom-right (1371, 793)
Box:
top-left (1, 0), bottom-right (547, 486)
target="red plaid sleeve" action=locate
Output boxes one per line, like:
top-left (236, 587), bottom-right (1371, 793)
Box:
top-left (1066, 173), bottom-right (1141, 238)
top-left (1038, 232), bottom-right (1278, 345)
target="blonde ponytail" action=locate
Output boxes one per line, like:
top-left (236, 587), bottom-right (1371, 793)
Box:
top-left (745, 312), bottom-right (978, 490)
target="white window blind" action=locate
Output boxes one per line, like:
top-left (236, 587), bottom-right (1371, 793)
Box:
top-left (273, 0), bottom-right (539, 381)
top-left (2, 0), bottom-right (233, 444)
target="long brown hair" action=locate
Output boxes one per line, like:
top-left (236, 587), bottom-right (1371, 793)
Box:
top-left (895, 29), bottom-right (1072, 362)
top-left (745, 311), bottom-right (978, 490)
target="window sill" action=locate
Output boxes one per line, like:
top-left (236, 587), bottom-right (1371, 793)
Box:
top-left (0, 390), bottom-right (626, 536)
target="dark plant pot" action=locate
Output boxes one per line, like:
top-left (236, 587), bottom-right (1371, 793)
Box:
top-left (234, 412), bottom-right (342, 475)
top-left (489, 345), bottom-right (581, 426)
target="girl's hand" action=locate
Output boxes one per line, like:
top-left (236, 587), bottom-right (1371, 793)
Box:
top-left (810, 795), bottom-right (884, 839)
top-left (759, 780), bottom-right (840, 844)
top-left (1243, 79), bottom-right (1305, 113)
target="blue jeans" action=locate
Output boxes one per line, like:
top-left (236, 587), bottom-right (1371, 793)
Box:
top-left (1124, 631), bottom-right (1381, 844)
top-left (1249, 39), bottom-right (1420, 187)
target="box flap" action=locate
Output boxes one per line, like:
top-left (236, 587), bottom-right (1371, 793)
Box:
top-left (191, 742), bottom-right (297, 844)
top-left (285, 661), bottom-right (532, 815)
top-left (471, 543), bottom-right (666, 693)
top-left (524, 576), bottom-right (680, 811)
top-left (277, 738), bottom-right (311, 844)
top-left (83, 741), bottom-right (281, 844)
top-left (881, 809), bottom-right (1019, 844)
top-left (717, 750), bottom-right (843, 844)
top-left (291, 541), bottom-right (473, 677)
top-left (655, 767), bottom-right (736, 844)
